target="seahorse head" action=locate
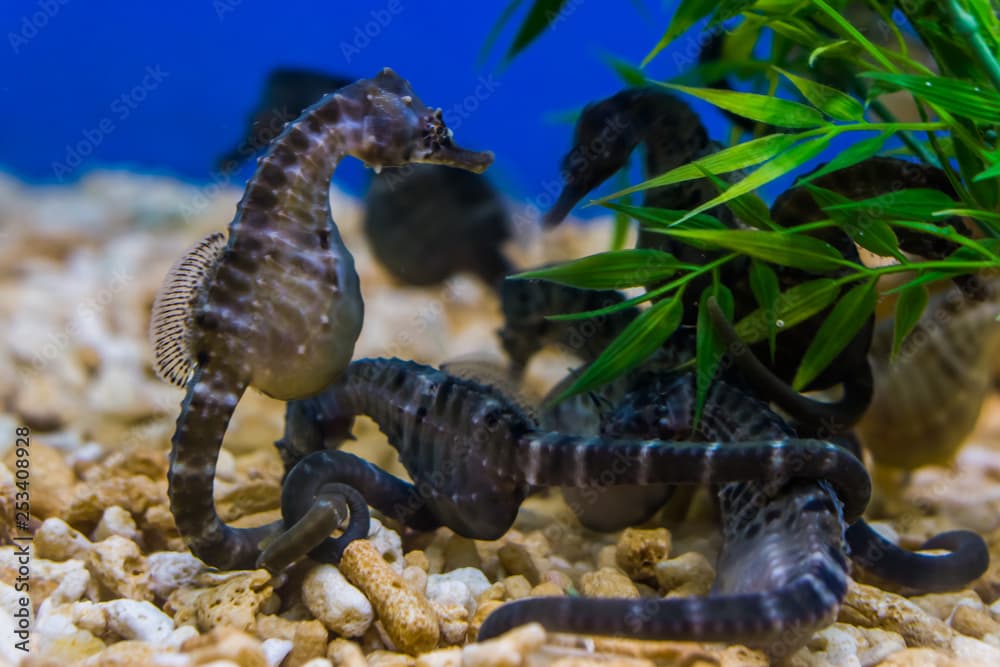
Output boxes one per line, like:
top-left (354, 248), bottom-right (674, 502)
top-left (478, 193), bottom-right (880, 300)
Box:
top-left (349, 68), bottom-right (494, 174)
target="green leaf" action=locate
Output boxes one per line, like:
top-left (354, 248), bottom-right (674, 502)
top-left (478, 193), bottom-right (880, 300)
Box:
top-left (695, 285), bottom-right (734, 426)
top-left (734, 278), bottom-right (839, 343)
top-left (672, 134), bottom-right (834, 225)
top-left (512, 249), bottom-right (692, 290)
top-left (798, 132), bottom-right (892, 185)
top-left (955, 136), bottom-right (999, 211)
top-left (555, 294), bottom-right (685, 403)
top-left (822, 188), bottom-right (958, 222)
top-left (594, 133), bottom-right (802, 203)
top-left (480, 0), bottom-right (526, 64)
top-left (506, 0), bottom-right (568, 61)
top-left (695, 164), bottom-right (779, 231)
top-left (653, 228), bottom-right (845, 272)
top-left (601, 202), bottom-right (726, 231)
top-left (774, 67), bottom-right (865, 121)
top-left (806, 184), bottom-right (905, 261)
top-left (658, 82), bottom-right (828, 128)
top-left (748, 260), bottom-right (780, 361)
top-left (974, 156), bottom-right (1000, 182)
top-left (792, 279), bottom-right (878, 391)
top-left (641, 0), bottom-right (713, 67)
top-left (601, 52), bottom-right (649, 87)
top-left (808, 40), bottom-right (854, 66)
top-left (891, 283), bottom-right (929, 361)
top-left (862, 72), bottom-right (1000, 124)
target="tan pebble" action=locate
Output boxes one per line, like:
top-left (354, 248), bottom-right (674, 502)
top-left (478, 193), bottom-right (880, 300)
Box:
top-left (595, 544), bottom-right (618, 571)
top-left (34, 517), bottom-right (92, 561)
top-left (141, 502), bottom-right (184, 550)
top-left (543, 570), bottom-right (573, 592)
top-left (36, 628), bottom-right (106, 664)
top-left (497, 541), bottom-right (542, 586)
top-left (655, 552), bottom-right (714, 596)
top-left (339, 539), bottom-right (439, 655)
top-left (302, 563), bottom-right (374, 638)
top-left (875, 647), bottom-right (960, 666)
top-left (838, 581), bottom-right (953, 649)
top-left (424, 542), bottom-right (446, 575)
top-left (415, 646), bottom-right (462, 667)
top-left (444, 534), bottom-right (482, 571)
top-left (367, 649), bottom-right (417, 667)
top-left (616, 528), bottom-right (670, 581)
top-left (501, 575), bottom-right (532, 600)
top-left (797, 622), bottom-right (904, 667)
top-left (476, 582), bottom-right (506, 609)
top-left (255, 614), bottom-right (298, 640)
top-left (92, 505), bottom-right (140, 543)
top-left (580, 567), bottom-right (640, 599)
top-left (216, 479), bottom-right (282, 522)
top-left (66, 474), bottom-right (163, 530)
top-left (462, 622), bottom-right (546, 667)
top-left (530, 582), bottom-right (564, 597)
top-left (283, 619), bottom-right (328, 667)
top-left (181, 626), bottom-right (268, 667)
top-left (582, 636), bottom-right (719, 663)
top-left (403, 565), bottom-right (428, 594)
top-left (194, 569), bottom-right (273, 633)
top-left (327, 637), bottom-right (367, 667)
top-left (717, 644), bottom-right (768, 666)
top-left (87, 535), bottom-right (152, 601)
top-left (432, 600), bottom-right (469, 645)
top-left (911, 590), bottom-right (985, 620)
top-left (468, 600), bottom-right (504, 641)
top-left (78, 639), bottom-right (159, 667)
top-left (404, 550), bottom-right (429, 572)
top-left (548, 657), bottom-right (655, 667)
top-left (6, 440), bottom-right (75, 519)
top-left (952, 604), bottom-right (1000, 640)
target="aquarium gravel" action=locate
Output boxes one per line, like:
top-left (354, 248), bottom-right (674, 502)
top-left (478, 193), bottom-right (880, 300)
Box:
top-left (0, 171), bottom-right (999, 666)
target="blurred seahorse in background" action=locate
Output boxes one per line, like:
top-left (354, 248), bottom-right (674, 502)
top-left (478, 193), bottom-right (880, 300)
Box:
top-left (859, 278), bottom-right (1000, 470)
top-left (218, 67), bottom-right (513, 288)
top-left (150, 68), bottom-right (493, 569)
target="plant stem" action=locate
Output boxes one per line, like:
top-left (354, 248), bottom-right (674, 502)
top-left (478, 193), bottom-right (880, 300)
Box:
top-left (949, 0), bottom-right (1000, 92)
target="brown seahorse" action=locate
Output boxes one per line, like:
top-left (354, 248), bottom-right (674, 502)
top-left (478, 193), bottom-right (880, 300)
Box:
top-left (858, 278), bottom-right (1000, 469)
top-left (150, 68), bottom-right (493, 570)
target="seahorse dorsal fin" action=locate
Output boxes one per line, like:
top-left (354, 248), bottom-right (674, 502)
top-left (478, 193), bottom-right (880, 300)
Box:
top-left (440, 357), bottom-right (540, 422)
top-left (150, 232), bottom-right (227, 386)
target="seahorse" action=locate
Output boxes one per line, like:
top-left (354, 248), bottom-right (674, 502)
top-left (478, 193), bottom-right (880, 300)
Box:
top-left (149, 68), bottom-right (493, 570)
top-left (218, 65), bottom-right (514, 288)
top-left (858, 277), bottom-right (1000, 469)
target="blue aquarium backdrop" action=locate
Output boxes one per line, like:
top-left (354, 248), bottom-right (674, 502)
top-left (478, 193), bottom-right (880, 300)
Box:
top-left (1, 1), bottom-right (747, 215)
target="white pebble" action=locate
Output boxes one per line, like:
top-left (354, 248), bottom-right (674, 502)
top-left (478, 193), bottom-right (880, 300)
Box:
top-left (101, 599), bottom-right (173, 643)
top-left (368, 518), bottom-right (404, 573)
top-left (93, 506), bottom-right (140, 543)
top-left (302, 564), bottom-right (374, 637)
top-left (35, 517), bottom-right (93, 561)
top-left (426, 579), bottom-right (472, 618)
top-left (147, 551), bottom-right (206, 599)
top-left (261, 637), bottom-right (294, 667)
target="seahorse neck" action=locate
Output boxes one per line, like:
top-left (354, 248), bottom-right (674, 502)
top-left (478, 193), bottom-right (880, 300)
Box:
top-left (229, 91), bottom-right (363, 241)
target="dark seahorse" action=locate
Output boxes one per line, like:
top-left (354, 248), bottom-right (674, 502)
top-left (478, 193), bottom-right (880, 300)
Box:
top-left (272, 356), bottom-right (986, 650)
top-left (217, 66), bottom-right (513, 288)
top-left (270, 358), bottom-right (869, 659)
top-left (538, 85), bottom-right (876, 432)
top-left (149, 68), bottom-right (493, 570)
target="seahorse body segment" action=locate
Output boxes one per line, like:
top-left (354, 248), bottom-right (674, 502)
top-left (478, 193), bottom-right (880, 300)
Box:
top-left (151, 68), bottom-right (493, 569)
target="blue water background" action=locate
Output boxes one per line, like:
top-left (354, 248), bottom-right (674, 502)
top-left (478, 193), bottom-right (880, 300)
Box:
top-left (1, 1), bottom-right (862, 216)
